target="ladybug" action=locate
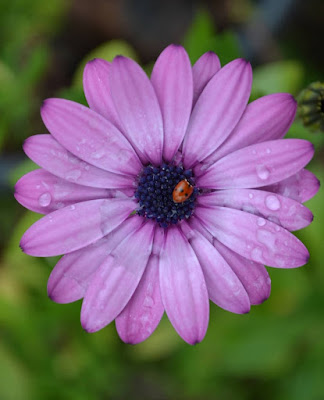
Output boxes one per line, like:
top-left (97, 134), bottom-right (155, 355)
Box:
top-left (172, 180), bottom-right (194, 203)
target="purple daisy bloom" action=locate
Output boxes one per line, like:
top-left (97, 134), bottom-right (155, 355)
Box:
top-left (15, 45), bottom-right (319, 345)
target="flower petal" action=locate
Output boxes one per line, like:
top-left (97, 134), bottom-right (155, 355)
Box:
top-left (192, 51), bottom-right (221, 107)
top-left (202, 93), bottom-right (297, 165)
top-left (115, 253), bottom-right (164, 344)
top-left (47, 239), bottom-right (110, 304)
top-left (41, 99), bottom-right (142, 176)
top-left (181, 222), bottom-right (250, 314)
top-left (81, 220), bottom-right (155, 333)
top-left (188, 217), bottom-right (270, 305)
top-left (110, 56), bottom-right (163, 165)
top-left (159, 226), bottom-right (209, 344)
top-left (188, 215), bottom-right (214, 243)
top-left (14, 169), bottom-right (130, 214)
top-left (198, 189), bottom-right (313, 231)
top-left (195, 206), bottom-right (309, 268)
top-left (183, 59), bottom-right (252, 168)
top-left (48, 216), bottom-right (144, 303)
top-left (20, 198), bottom-right (137, 257)
top-left (83, 58), bottom-right (122, 130)
top-left (151, 45), bottom-right (193, 162)
top-left (197, 139), bottom-right (314, 189)
top-left (23, 135), bottom-right (134, 189)
top-left (213, 239), bottom-right (271, 305)
top-left (189, 217), bottom-right (271, 305)
top-left (263, 169), bottom-right (320, 203)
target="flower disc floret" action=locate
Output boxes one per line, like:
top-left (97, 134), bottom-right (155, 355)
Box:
top-left (135, 164), bottom-right (198, 227)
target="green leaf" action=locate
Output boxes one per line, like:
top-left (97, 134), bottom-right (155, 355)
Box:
top-left (251, 60), bottom-right (304, 99)
top-left (73, 40), bottom-right (138, 88)
top-left (0, 342), bottom-right (32, 400)
top-left (183, 10), bottom-right (241, 65)
top-left (285, 120), bottom-right (324, 151)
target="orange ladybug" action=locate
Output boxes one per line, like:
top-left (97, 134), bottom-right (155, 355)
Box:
top-left (172, 180), bottom-right (194, 203)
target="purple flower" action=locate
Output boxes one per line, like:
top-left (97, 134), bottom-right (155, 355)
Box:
top-left (15, 45), bottom-right (319, 344)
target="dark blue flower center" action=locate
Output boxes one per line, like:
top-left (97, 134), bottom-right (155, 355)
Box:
top-left (135, 164), bottom-right (198, 228)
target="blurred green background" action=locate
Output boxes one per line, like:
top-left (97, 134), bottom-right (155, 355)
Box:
top-left (1, 1), bottom-right (324, 399)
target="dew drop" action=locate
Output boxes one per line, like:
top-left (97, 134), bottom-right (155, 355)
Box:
top-left (66, 169), bottom-right (82, 181)
top-left (143, 296), bottom-right (154, 308)
top-left (251, 247), bottom-right (263, 262)
top-left (257, 229), bottom-right (276, 251)
top-left (91, 149), bottom-right (105, 159)
top-left (38, 192), bottom-right (51, 207)
top-left (256, 164), bottom-right (270, 180)
top-left (275, 256), bottom-right (286, 268)
top-left (117, 149), bottom-right (132, 163)
top-left (249, 193), bottom-right (254, 199)
top-left (265, 195), bottom-right (281, 211)
top-left (266, 148), bottom-right (271, 154)
top-left (140, 312), bottom-right (150, 324)
top-left (146, 283), bottom-right (153, 296)
top-left (257, 217), bottom-right (266, 226)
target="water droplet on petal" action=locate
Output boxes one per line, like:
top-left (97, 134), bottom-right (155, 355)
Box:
top-left (265, 195), bottom-right (281, 211)
top-left (266, 148), bottom-right (271, 154)
top-left (140, 312), bottom-right (150, 324)
top-left (257, 217), bottom-right (266, 226)
top-left (256, 164), bottom-right (270, 180)
top-left (257, 229), bottom-right (276, 252)
top-left (66, 169), bottom-right (82, 181)
top-left (91, 149), bottom-right (105, 159)
top-left (249, 193), bottom-right (253, 199)
top-left (275, 256), bottom-right (286, 268)
top-left (38, 192), bottom-right (51, 207)
top-left (146, 283), bottom-right (153, 296)
top-left (251, 247), bottom-right (263, 262)
top-left (143, 296), bottom-right (154, 308)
